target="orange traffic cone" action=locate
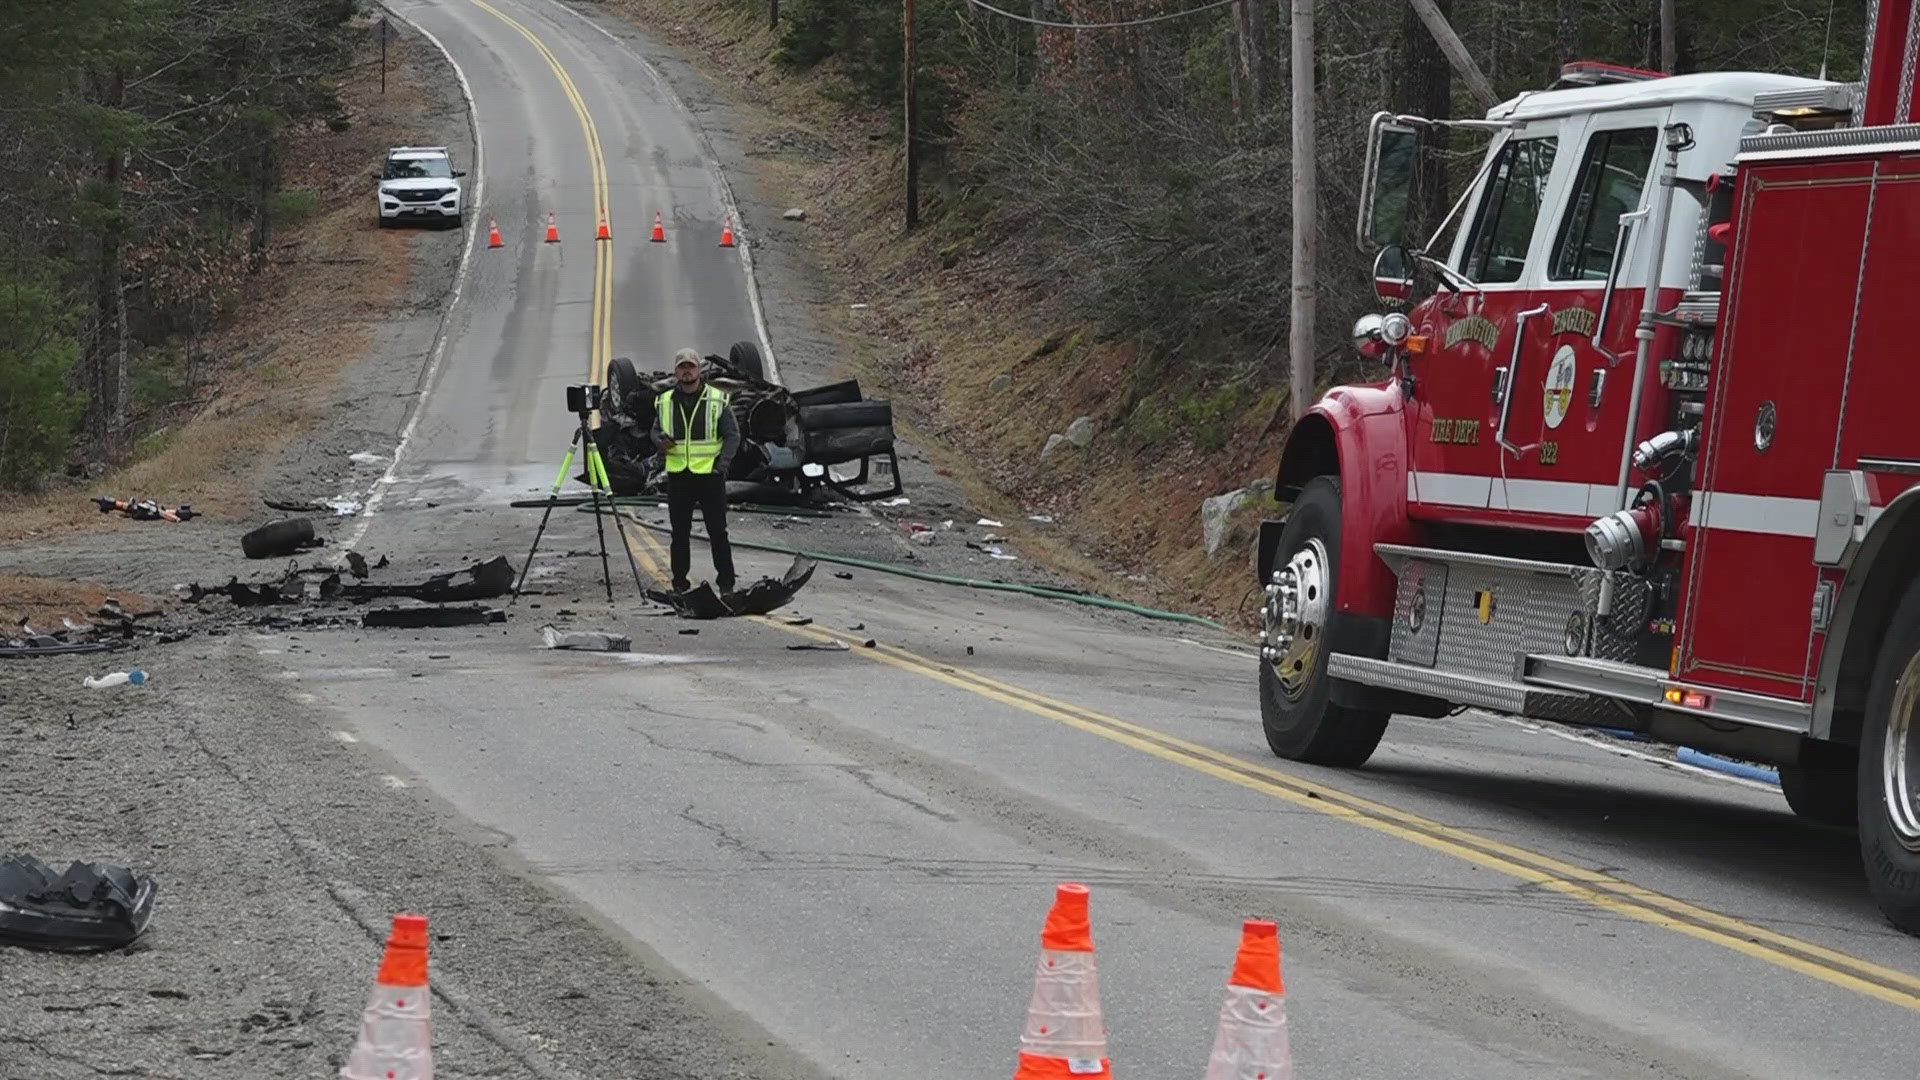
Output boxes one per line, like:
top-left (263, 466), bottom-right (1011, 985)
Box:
top-left (340, 914), bottom-right (432, 1080)
top-left (650, 211), bottom-right (667, 243)
top-left (596, 209), bottom-right (611, 241)
top-left (487, 218), bottom-right (503, 249)
top-left (719, 215), bottom-right (736, 248)
top-left (1203, 920), bottom-right (1291, 1080)
top-left (545, 212), bottom-right (561, 244)
top-left (1015, 883), bottom-right (1110, 1080)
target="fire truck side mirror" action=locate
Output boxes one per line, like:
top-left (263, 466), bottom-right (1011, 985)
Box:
top-left (1358, 114), bottom-right (1420, 252)
top-left (1373, 245), bottom-right (1414, 306)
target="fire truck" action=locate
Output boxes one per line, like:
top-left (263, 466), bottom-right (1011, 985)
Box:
top-left (1256, 3), bottom-right (1920, 931)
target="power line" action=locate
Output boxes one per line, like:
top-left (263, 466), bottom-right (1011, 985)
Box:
top-left (959, 0), bottom-right (1242, 30)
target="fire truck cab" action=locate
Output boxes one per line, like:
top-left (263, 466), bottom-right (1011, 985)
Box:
top-left (1258, 12), bottom-right (1920, 932)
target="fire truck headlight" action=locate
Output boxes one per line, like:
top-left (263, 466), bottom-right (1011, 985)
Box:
top-left (1352, 314), bottom-right (1388, 359)
top-left (1585, 509), bottom-right (1648, 571)
top-left (1380, 312), bottom-right (1412, 346)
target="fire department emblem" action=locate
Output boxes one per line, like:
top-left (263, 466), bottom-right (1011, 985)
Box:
top-left (1542, 345), bottom-right (1578, 430)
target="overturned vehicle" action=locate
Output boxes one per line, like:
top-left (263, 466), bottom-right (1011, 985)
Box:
top-left (592, 341), bottom-right (901, 505)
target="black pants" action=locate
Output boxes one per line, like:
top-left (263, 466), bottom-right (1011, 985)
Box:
top-left (666, 470), bottom-right (734, 591)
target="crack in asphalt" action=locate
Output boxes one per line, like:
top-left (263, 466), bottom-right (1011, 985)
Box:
top-left (831, 764), bottom-right (961, 823)
top-left (675, 803), bottom-right (775, 862)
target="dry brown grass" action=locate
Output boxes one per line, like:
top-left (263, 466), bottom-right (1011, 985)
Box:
top-left (0, 26), bottom-right (447, 545)
top-left (609, 0), bottom-right (1287, 626)
top-left (0, 575), bottom-right (158, 631)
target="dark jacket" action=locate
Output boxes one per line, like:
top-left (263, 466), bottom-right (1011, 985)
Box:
top-left (650, 383), bottom-right (740, 475)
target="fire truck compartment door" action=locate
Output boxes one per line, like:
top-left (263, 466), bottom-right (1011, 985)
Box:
top-left (1681, 156), bottom-right (1877, 701)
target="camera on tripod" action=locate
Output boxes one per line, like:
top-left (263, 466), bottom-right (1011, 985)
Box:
top-left (566, 383), bottom-right (603, 415)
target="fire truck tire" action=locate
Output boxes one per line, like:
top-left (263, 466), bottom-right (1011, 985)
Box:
top-left (1779, 758), bottom-right (1857, 828)
top-left (1858, 575), bottom-right (1920, 932)
top-left (1258, 475), bottom-right (1390, 767)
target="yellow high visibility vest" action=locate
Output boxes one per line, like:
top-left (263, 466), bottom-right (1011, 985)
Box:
top-left (657, 385), bottom-right (730, 474)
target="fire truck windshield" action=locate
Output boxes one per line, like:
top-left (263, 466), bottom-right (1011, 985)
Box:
top-left (1461, 136), bottom-right (1559, 283)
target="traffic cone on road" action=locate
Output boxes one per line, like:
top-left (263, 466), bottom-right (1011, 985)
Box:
top-left (1203, 920), bottom-right (1292, 1080)
top-left (596, 208), bottom-right (612, 241)
top-left (650, 211), bottom-right (667, 243)
top-left (487, 218), bottom-right (503, 249)
top-left (340, 914), bottom-right (433, 1080)
top-left (1014, 883), bottom-right (1111, 1079)
top-left (718, 215), bottom-right (736, 248)
top-left (545, 212), bottom-right (561, 244)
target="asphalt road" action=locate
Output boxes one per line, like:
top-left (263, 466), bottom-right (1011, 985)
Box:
top-left (282, 2), bottom-right (1920, 1077)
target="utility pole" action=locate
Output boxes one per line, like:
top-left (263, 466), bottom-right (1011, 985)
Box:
top-left (380, 17), bottom-right (388, 95)
top-left (770, 0), bottom-right (779, 31)
top-left (1289, 0), bottom-right (1314, 420)
top-left (1659, 0), bottom-right (1677, 73)
top-left (1407, 0), bottom-right (1495, 108)
top-left (904, 0), bottom-right (920, 229)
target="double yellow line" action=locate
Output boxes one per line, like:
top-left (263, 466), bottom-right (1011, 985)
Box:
top-left (470, 0), bottom-right (614, 385)
top-left (469, 0), bottom-right (1920, 1016)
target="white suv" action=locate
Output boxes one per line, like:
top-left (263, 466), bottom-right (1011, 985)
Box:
top-left (375, 147), bottom-right (465, 228)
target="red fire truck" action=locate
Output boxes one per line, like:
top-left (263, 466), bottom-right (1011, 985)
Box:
top-left (1257, 3), bottom-right (1920, 931)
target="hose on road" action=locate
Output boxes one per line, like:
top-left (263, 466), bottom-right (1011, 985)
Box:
top-left (576, 505), bottom-right (1229, 631)
top-left (1676, 747), bottom-right (1780, 785)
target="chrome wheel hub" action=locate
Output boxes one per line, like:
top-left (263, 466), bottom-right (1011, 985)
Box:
top-left (1884, 652), bottom-right (1920, 852)
top-left (1260, 539), bottom-right (1330, 701)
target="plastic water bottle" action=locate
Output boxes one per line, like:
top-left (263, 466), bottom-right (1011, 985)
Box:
top-left (82, 670), bottom-right (147, 689)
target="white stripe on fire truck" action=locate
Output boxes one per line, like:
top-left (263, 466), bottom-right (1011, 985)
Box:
top-left (1408, 472), bottom-right (1825, 539)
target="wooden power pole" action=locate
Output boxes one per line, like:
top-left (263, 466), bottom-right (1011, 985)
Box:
top-left (1659, 0), bottom-right (1677, 73)
top-left (904, 0), bottom-right (920, 229)
top-left (1289, 0), bottom-right (1314, 420)
top-left (1407, 0), bottom-right (1496, 108)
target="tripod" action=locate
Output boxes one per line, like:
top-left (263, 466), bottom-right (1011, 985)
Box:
top-left (512, 408), bottom-right (649, 604)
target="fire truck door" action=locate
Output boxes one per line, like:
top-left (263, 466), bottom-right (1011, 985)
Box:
top-left (1680, 156), bottom-right (1879, 701)
top-left (1489, 112), bottom-right (1666, 511)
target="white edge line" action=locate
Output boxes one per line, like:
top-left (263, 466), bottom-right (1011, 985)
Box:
top-left (343, 2), bottom-right (487, 552)
top-left (1482, 712), bottom-right (1784, 794)
top-left (544, 0), bottom-right (781, 386)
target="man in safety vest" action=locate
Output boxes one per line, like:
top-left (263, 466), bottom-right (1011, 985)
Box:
top-left (651, 349), bottom-right (740, 593)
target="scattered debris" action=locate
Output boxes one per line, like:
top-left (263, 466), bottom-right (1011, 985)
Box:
top-left (648, 555), bottom-right (817, 620)
top-left (264, 498), bottom-right (327, 513)
top-left (833, 571), bottom-right (853, 580)
top-left (989, 374), bottom-right (1013, 393)
top-left (861, 639), bottom-right (877, 648)
top-left (966, 646), bottom-right (975, 655)
top-left (976, 518), bottom-right (1004, 528)
top-left (362, 606), bottom-right (503, 629)
top-left (0, 854), bottom-right (158, 953)
top-left (348, 451), bottom-right (388, 466)
top-left (242, 518), bottom-right (318, 559)
top-left (784, 616), bottom-right (814, 626)
top-left (82, 670), bottom-right (147, 689)
top-left (94, 497), bottom-right (195, 522)
top-left (782, 207), bottom-right (807, 221)
top-left (878, 496), bottom-right (911, 507)
top-left (848, 622), bottom-right (866, 631)
top-left (1028, 514), bottom-right (1054, 524)
top-left (909, 531), bottom-right (936, 547)
top-left (787, 640), bottom-right (849, 652)
top-left (344, 556), bottom-right (514, 603)
top-left (678, 628), bottom-right (700, 635)
top-left (345, 552), bottom-right (370, 579)
top-left (541, 626), bottom-right (631, 652)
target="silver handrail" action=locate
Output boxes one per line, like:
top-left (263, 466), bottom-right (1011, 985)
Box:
top-left (1498, 303), bottom-right (1554, 455)
top-left (1591, 209), bottom-right (1648, 367)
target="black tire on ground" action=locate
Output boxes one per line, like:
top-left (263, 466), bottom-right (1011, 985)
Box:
top-left (790, 379), bottom-right (862, 408)
top-left (1859, 574), bottom-right (1920, 932)
top-left (1780, 751), bottom-right (1858, 827)
top-left (728, 340), bottom-right (766, 382)
top-left (797, 400), bottom-right (893, 431)
top-left (378, 215), bottom-right (393, 229)
top-left (241, 518), bottom-right (316, 560)
top-left (803, 424), bottom-right (893, 465)
top-left (1257, 475), bottom-right (1390, 767)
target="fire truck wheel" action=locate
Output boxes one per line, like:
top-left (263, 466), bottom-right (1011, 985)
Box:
top-left (1257, 475), bottom-right (1389, 767)
top-left (1778, 756), bottom-right (1857, 828)
top-left (1858, 575), bottom-right (1920, 932)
